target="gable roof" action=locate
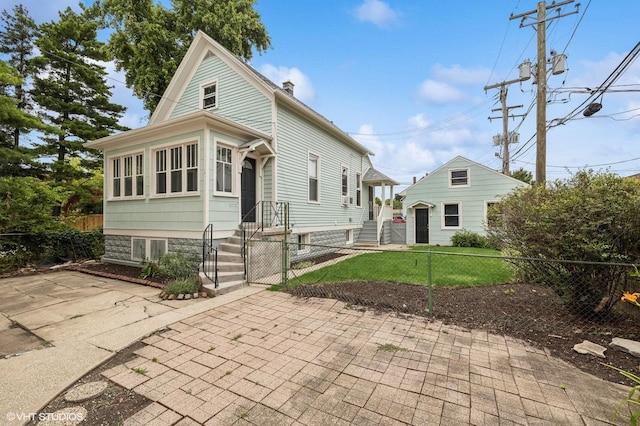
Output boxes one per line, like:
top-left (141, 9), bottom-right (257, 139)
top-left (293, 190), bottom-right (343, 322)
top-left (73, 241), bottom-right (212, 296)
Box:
top-left (150, 31), bottom-right (373, 156)
top-left (363, 167), bottom-right (399, 186)
top-left (402, 155), bottom-right (529, 193)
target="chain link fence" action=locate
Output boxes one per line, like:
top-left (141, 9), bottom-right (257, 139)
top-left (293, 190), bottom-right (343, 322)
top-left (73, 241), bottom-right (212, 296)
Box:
top-left (246, 239), bottom-right (640, 340)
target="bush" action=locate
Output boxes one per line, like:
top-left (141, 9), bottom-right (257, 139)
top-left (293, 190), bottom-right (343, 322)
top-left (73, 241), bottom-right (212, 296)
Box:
top-left (164, 276), bottom-right (200, 295)
top-left (140, 250), bottom-right (199, 280)
top-left (0, 228), bottom-right (104, 271)
top-left (487, 170), bottom-right (640, 316)
top-left (451, 229), bottom-right (490, 248)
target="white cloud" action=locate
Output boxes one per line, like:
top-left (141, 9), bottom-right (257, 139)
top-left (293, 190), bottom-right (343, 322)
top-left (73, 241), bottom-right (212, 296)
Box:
top-left (354, 0), bottom-right (400, 28)
top-left (259, 64), bottom-right (316, 104)
top-left (417, 80), bottom-right (466, 104)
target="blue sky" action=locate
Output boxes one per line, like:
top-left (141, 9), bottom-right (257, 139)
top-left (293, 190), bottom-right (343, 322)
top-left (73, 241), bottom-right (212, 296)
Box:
top-left (6, 0), bottom-right (640, 188)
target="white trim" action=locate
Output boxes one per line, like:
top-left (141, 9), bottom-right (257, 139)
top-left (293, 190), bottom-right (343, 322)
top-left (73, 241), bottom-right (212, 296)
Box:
top-left (308, 151), bottom-right (320, 203)
top-left (484, 199), bottom-right (500, 226)
top-left (408, 200), bottom-right (435, 210)
top-left (150, 137), bottom-right (200, 198)
top-left (213, 139), bottom-right (237, 197)
top-left (341, 164), bottom-right (350, 203)
top-left (290, 224), bottom-right (360, 233)
top-left (441, 201), bottom-right (462, 229)
top-left (104, 229), bottom-right (205, 239)
top-left (346, 229), bottom-right (354, 244)
top-left (131, 237), bottom-right (167, 261)
top-left (296, 233), bottom-right (311, 254)
top-left (203, 130), bottom-right (211, 227)
top-left (448, 168), bottom-right (470, 188)
top-left (355, 172), bottom-right (362, 208)
top-left (200, 78), bottom-right (218, 110)
top-left (106, 149), bottom-right (145, 200)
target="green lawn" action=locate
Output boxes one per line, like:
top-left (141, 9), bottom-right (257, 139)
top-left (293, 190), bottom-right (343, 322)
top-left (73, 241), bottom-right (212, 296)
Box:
top-left (287, 246), bottom-right (513, 287)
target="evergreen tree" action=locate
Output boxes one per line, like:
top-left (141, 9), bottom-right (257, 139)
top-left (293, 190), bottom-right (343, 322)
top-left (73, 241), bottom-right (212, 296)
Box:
top-left (0, 60), bottom-right (48, 177)
top-left (0, 4), bottom-right (38, 148)
top-left (31, 5), bottom-right (126, 184)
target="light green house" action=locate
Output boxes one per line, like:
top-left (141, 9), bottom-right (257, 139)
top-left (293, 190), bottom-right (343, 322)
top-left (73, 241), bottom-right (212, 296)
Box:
top-left (86, 31), bottom-right (398, 290)
top-left (401, 156), bottom-right (529, 246)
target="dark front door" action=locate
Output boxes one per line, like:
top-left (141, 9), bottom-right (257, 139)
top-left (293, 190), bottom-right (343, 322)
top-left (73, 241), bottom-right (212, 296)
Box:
top-left (368, 187), bottom-right (375, 220)
top-left (241, 158), bottom-right (256, 222)
top-left (415, 208), bottom-right (429, 243)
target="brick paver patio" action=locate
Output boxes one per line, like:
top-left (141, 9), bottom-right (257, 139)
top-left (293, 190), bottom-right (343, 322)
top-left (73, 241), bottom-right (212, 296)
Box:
top-left (105, 291), bottom-right (630, 425)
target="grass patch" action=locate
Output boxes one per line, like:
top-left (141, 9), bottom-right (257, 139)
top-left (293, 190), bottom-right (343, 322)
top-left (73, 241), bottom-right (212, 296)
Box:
top-left (164, 275), bottom-right (200, 295)
top-left (378, 343), bottom-right (407, 352)
top-left (287, 247), bottom-right (512, 287)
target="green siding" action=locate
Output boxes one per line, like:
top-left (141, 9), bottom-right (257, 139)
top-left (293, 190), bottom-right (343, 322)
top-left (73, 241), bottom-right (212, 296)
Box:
top-left (104, 131), bottom-right (205, 232)
top-left (170, 54), bottom-right (272, 135)
top-left (404, 157), bottom-right (527, 245)
top-left (276, 106), bottom-right (369, 228)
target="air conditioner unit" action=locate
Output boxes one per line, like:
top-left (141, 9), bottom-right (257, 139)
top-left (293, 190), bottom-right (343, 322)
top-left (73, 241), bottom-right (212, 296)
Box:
top-left (342, 196), bottom-right (349, 205)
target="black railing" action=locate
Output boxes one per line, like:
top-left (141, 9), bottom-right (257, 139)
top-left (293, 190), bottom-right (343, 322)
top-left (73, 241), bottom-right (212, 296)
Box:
top-left (202, 224), bottom-right (219, 288)
top-left (241, 201), bottom-right (289, 277)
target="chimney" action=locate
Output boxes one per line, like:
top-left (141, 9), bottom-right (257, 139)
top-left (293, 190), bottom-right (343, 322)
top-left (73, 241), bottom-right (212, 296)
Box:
top-left (282, 80), bottom-right (294, 96)
top-left (413, 176), bottom-right (416, 184)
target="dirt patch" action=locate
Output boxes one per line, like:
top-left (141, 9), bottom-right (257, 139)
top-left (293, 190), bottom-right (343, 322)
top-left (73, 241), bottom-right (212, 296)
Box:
top-left (0, 324), bottom-right (51, 357)
top-left (25, 341), bottom-right (152, 426)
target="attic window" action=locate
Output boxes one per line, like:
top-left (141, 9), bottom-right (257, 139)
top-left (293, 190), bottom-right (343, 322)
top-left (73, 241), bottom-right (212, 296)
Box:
top-left (202, 81), bottom-right (217, 109)
top-left (449, 168), bottom-right (469, 187)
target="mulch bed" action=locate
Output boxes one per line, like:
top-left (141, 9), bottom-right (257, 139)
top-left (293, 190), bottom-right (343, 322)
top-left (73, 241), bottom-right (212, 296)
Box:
top-left (289, 280), bottom-right (640, 386)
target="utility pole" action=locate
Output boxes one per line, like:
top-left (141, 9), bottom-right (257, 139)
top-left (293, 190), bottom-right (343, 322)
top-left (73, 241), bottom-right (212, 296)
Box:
top-left (484, 74), bottom-right (528, 175)
top-left (510, 0), bottom-right (578, 185)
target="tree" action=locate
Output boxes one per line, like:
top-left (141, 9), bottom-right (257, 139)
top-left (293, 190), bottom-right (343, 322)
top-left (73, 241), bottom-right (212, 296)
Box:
top-left (509, 167), bottom-right (534, 185)
top-left (31, 5), bottom-right (126, 185)
top-left (0, 60), bottom-right (48, 177)
top-left (96, 0), bottom-right (271, 112)
top-left (487, 170), bottom-right (640, 316)
top-left (0, 4), bottom-right (38, 148)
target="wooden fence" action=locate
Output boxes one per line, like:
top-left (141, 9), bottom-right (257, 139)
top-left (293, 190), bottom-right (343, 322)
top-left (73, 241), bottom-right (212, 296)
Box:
top-left (70, 214), bottom-right (103, 231)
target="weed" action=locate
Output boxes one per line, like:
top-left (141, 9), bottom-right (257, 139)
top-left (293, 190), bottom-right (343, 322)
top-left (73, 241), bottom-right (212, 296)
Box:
top-left (132, 367), bottom-right (147, 375)
top-left (152, 357), bottom-right (158, 363)
top-left (377, 343), bottom-right (407, 352)
top-left (164, 276), bottom-right (200, 295)
top-left (232, 333), bottom-right (242, 341)
top-left (504, 288), bottom-right (516, 295)
top-left (70, 314), bottom-right (84, 319)
top-left (208, 346), bottom-right (216, 352)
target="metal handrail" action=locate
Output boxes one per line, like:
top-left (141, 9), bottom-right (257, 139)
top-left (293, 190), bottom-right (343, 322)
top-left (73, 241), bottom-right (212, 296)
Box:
top-left (202, 224), bottom-right (219, 288)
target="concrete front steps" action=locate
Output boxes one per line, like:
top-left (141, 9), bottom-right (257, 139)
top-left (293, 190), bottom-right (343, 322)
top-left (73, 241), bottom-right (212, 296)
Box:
top-left (200, 229), bottom-right (247, 296)
top-left (355, 220), bottom-right (378, 247)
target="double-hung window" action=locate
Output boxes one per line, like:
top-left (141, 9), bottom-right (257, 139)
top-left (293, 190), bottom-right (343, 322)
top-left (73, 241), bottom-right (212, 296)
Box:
top-left (442, 202), bottom-right (461, 228)
top-left (110, 153), bottom-right (144, 199)
top-left (216, 145), bottom-right (233, 194)
top-left (308, 153), bottom-right (319, 202)
top-left (202, 80), bottom-right (218, 109)
top-left (341, 166), bottom-right (349, 197)
top-left (153, 142), bottom-right (198, 196)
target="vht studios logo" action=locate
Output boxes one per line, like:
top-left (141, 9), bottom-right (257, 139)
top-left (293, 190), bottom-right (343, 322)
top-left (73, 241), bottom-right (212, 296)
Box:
top-left (6, 411), bottom-right (86, 422)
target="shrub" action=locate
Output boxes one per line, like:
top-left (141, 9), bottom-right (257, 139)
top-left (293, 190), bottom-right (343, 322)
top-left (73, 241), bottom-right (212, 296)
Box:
top-left (487, 170), bottom-right (640, 316)
top-left (140, 250), bottom-right (199, 280)
top-left (451, 229), bottom-right (490, 248)
top-left (157, 250), bottom-right (199, 279)
top-left (164, 276), bottom-right (200, 295)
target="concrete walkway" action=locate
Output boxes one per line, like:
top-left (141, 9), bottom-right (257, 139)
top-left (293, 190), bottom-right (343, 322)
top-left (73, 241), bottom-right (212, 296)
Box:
top-left (0, 271), bottom-right (263, 424)
top-left (111, 291), bottom-right (631, 425)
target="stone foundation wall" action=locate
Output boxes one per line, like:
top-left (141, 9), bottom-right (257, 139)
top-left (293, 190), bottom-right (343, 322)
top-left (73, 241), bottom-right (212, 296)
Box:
top-left (104, 235), bottom-right (201, 266)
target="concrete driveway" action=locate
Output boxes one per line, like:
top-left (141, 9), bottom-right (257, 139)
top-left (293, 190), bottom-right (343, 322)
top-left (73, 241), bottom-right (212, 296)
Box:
top-left (0, 271), bottom-right (262, 423)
